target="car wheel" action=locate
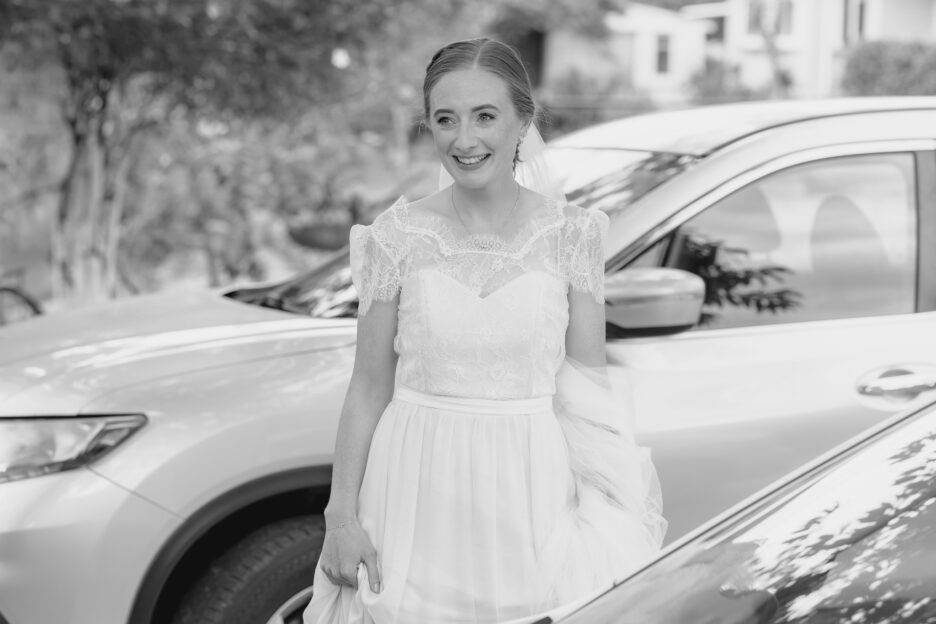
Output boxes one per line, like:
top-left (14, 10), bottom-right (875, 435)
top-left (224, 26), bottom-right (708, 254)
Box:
top-left (172, 515), bottom-right (324, 624)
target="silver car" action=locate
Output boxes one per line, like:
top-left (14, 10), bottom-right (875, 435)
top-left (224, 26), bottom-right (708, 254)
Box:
top-left (2, 97), bottom-right (936, 624)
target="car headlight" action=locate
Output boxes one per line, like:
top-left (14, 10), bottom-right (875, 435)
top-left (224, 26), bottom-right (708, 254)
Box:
top-left (0, 414), bottom-right (147, 484)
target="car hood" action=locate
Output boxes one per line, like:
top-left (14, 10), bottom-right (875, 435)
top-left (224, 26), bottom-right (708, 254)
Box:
top-left (0, 289), bottom-right (356, 416)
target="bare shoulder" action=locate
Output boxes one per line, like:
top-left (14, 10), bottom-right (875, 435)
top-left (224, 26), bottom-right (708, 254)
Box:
top-left (404, 189), bottom-right (450, 219)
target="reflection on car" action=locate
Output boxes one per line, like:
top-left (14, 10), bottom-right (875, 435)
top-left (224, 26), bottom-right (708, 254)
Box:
top-left (559, 397), bottom-right (936, 623)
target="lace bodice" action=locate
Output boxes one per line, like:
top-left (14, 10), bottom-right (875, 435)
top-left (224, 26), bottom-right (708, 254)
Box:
top-left (350, 195), bottom-right (609, 400)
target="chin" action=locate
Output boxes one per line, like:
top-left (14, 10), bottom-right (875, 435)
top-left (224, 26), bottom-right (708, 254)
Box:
top-left (442, 163), bottom-right (510, 191)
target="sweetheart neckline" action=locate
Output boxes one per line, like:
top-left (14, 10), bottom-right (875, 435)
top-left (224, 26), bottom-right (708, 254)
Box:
top-left (389, 195), bottom-right (569, 259)
top-left (413, 268), bottom-right (564, 301)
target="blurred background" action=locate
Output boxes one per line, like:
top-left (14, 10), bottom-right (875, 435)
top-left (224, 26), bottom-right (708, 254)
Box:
top-left (1, 0), bottom-right (934, 314)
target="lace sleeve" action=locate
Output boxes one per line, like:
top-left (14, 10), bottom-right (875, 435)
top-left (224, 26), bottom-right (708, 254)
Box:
top-left (568, 207), bottom-right (610, 304)
top-left (350, 205), bottom-right (406, 317)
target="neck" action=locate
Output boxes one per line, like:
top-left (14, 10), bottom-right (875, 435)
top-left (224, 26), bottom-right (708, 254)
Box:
top-left (451, 176), bottom-right (519, 222)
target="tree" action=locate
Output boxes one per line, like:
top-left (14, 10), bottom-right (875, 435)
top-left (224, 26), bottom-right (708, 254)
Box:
top-left (338, 0), bottom-right (619, 173)
top-left (0, 0), bottom-right (392, 301)
top-left (748, 0), bottom-right (793, 98)
top-left (0, 0), bottom-right (625, 302)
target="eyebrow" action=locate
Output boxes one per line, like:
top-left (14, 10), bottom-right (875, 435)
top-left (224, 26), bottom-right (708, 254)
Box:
top-left (433, 104), bottom-right (501, 116)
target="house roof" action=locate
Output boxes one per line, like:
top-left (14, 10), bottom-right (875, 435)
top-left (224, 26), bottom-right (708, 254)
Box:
top-left (548, 97), bottom-right (936, 156)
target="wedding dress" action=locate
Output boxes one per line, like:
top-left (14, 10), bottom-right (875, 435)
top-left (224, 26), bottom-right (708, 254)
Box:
top-left (303, 194), bottom-right (666, 624)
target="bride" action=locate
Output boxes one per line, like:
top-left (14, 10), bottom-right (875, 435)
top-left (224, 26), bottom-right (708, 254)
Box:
top-left (303, 37), bottom-right (666, 624)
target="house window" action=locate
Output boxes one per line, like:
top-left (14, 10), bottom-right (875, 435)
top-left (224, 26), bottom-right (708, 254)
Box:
top-left (706, 16), bottom-right (726, 43)
top-left (656, 34), bottom-right (670, 74)
top-left (748, 0), bottom-right (793, 35)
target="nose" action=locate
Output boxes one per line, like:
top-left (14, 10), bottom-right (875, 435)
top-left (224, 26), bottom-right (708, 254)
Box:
top-left (454, 122), bottom-right (478, 151)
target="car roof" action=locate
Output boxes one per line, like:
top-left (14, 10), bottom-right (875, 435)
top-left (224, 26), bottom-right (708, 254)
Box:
top-left (548, 96), bottom-right (936, 157)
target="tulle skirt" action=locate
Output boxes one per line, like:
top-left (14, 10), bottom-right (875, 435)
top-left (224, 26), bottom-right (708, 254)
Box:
top-left (303, 361), bottom-right (665, 624)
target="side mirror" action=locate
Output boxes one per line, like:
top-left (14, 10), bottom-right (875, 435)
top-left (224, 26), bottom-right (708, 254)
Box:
top-left (605, 268), bottom-right (705, 335)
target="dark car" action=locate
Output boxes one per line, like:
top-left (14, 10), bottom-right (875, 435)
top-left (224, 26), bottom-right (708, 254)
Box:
top-left (558, 397), bottom-right (936, 623)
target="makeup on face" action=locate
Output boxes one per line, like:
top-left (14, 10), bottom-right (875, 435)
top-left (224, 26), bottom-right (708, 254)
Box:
top-left (429, 69), bottom-right (525, 189)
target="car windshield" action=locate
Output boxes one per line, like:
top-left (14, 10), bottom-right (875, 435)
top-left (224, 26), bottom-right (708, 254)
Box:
top-left (226, 147), bottom-right (692, 317)
top-left (224, 249), bottom-right (357, 318)
top-left (546, 147), bottom-right (697, 219)
top-left (560, 402), bottom-right (936, 624)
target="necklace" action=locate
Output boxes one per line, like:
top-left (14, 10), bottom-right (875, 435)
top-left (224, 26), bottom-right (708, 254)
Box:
top-left (450, 184), bottom-right (521, 246)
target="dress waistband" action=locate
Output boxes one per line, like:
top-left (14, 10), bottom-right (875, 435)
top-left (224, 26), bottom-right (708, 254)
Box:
top-left (393, 385), bottom-right (553, 415)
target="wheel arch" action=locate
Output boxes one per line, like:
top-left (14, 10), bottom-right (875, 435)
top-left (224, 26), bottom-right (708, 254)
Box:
top-left (128, 465), bottom-right (332, 624)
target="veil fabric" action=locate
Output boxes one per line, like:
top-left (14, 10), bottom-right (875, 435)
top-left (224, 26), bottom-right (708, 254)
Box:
top-left (438, 124), bottom-right (566, 201)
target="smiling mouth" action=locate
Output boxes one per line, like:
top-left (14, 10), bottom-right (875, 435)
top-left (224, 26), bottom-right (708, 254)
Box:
top-left (453, 154), bottom-right (490, 165)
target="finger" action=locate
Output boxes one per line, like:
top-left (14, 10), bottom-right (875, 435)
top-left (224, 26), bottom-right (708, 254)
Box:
top-left (322, 567), bottom-right (339, 587)
top-left (341, 565), bottom-right (360, 589)
top-left (362, 551), bottom-right (382, 593)
top-left (324, 566), bottom-right (349, 588)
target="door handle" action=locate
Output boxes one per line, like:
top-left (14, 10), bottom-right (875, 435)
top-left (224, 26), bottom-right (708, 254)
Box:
top-left (857, 365), bottom-right (936, 402)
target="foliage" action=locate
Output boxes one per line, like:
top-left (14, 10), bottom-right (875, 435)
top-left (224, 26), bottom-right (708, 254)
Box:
top-left (677, 235), bottom-right (801, 326)
top-left (490, 0), bottom-right (624, 39)
top-left (0, 0), bottom-right (400, 117)
top-left (546, 70), bottom-right (656, 138)
top-left (689, 58), bottom-right (763, 105)
top-left (842, 40), bottom-right (936, 96)
top-left (0, 0), bottom-right (626, 306)
top-left (0, 0), bottom-right (404, 301)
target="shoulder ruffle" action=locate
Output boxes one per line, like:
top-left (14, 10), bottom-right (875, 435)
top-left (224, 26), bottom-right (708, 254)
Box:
top-left (349, 199), bottom-right (407, 316)
top-left (562, 204), bottom-right (609, 304)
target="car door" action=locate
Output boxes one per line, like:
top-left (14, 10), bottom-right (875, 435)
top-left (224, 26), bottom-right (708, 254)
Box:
top-left (606, 141), bottom-right (936, 542)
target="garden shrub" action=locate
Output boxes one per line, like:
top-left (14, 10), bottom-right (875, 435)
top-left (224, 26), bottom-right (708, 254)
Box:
top-left (842, 40), bottom-right (936, 96)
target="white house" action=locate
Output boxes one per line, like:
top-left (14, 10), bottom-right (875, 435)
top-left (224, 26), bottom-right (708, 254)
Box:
top-left (539, 3), bottom-right (708, 108)
top-left (683, 0), bottom-right (936, 98)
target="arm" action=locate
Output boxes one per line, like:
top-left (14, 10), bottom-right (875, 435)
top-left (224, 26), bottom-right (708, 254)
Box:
top-left (319, 296), bottom-right (398, 593)
top-left (566, 288), bottom-right (607, 369)
top-left (566, 207), bottom-right (610, 373)
top-left (318, 212), bottom-right (403, 593)
top-left (325, 296), bottom-right (399, 521)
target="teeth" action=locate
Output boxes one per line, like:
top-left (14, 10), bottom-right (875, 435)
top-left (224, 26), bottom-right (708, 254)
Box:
top-left (455, 155), bottom-right (487, 165)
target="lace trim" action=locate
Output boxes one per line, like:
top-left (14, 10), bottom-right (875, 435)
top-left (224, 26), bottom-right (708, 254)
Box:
top-left (391, 195), bottom-right (567, 261)
top-left (567, 209), bottom-right (610, 305)
top-left (349, 212), bottom-right (406, 317)
top-left (351, 196), bottom-right (610, 314)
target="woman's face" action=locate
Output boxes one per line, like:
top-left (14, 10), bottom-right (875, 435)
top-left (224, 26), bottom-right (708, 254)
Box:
top-left (428, 68), bottom-right (528, 191)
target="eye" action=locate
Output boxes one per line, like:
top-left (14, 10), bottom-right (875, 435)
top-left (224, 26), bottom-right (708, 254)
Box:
top-left (435, 116), bottom-right (455, 127)
top-left (478, 112), bottom-right (496, 122)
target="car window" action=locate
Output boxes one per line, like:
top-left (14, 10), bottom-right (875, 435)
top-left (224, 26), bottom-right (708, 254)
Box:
top-left (561, 403), bottom-right (936, 623)
top-left (661, 153), bottom-right (917, 330)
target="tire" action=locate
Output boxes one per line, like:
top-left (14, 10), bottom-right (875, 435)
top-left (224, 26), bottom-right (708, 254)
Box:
top-left (171, 515), bottom-right (324, 624)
